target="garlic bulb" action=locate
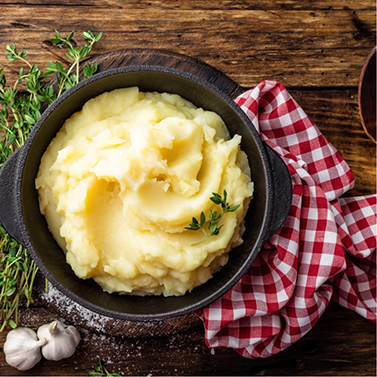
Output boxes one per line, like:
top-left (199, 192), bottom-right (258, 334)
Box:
top-left (3, 327), bottom-right (47, 371)
top-left (37, 320), bottom-right (80, 361)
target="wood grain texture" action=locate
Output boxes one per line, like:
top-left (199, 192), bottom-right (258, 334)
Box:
top-left (0, 303), bottom-right (375, 376)
top-left (0, 0), bottom-right (375, 376)
top-left (0, 1), bottom-right (375, 88)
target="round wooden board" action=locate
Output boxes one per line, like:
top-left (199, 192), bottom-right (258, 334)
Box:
top-left (33, 273), bottom-right (203, 338)
top-left (86, 48), bottom-right (245, 99)
top-left (35, 49), bottom-right (245, 338)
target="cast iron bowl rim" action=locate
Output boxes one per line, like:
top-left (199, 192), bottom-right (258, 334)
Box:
top-left (15, 65), bottom-right (272, 321)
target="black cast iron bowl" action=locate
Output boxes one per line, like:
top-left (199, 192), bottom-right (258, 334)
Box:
top-left (0, 65), bottom-right (292, 321)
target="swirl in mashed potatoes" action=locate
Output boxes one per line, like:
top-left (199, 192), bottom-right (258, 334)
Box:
top-left (35, 87), bottom-right (253, 296)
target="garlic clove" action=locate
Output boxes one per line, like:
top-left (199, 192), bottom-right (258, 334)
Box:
top-left (3, 327), bottom-right (47, 371)
top-left (66, 325), bottom-right (81, 347)
top-left (37, 320), bottom-right (80, 361)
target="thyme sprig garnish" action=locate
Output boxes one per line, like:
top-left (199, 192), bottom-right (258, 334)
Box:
top-left (185, 190), bottom-right (240, 246)
top-left (0, 29), bottom-right (102, 331)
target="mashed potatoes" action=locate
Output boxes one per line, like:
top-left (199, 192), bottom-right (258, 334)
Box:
top-left (35, 87), bottom-right (253, 296)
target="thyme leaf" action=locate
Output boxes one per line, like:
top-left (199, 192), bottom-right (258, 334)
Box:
top-left (185, 190), bottom-right (240, 246)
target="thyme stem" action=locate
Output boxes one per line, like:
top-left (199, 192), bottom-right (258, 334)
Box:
top-left (185, 190), bottom-right (240, 246)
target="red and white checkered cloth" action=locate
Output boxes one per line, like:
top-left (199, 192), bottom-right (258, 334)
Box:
top-left (195, 81), bottom-right (377, 358)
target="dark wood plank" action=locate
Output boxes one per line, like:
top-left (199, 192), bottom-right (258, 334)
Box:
top-left (0, 1), bottom-right (375, 376)
top-left (0, 3), bottom-right (375, 88)
top-left (0, 0), bottom-right (376, 11)
top-left (0, 302), bottom-right (375, 376)
top-left (139, 0), bottom-right (375, 10)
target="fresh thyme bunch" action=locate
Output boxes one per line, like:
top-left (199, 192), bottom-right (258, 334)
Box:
top-left (0, 29), bottom-right (102, 331)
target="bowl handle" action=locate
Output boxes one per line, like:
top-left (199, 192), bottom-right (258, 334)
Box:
top-left (0, 148), bottom-right (25, 245)
top-left (263, 143), bottom-right (292, 239)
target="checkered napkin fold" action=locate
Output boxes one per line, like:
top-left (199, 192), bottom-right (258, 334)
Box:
top-left (195, 81), bottom-right (377, 359)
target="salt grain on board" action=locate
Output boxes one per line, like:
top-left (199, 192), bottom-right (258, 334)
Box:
top-left (35, 276), bottom-right (202, 337)
top-left (40, 283), bottom-right (112, 333)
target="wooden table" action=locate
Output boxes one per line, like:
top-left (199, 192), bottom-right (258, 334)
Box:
top-left (0, 1), bottom-right (376, 375)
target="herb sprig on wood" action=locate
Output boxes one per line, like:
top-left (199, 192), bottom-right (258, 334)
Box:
top-left (45, 29), bottom-right (102, 96)
top-left (0, 29), bottom-right (102, 331)
top-left (89, 358), bottom-right (121, 377)
top-left (185, 190), bottom-right (240, 246)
